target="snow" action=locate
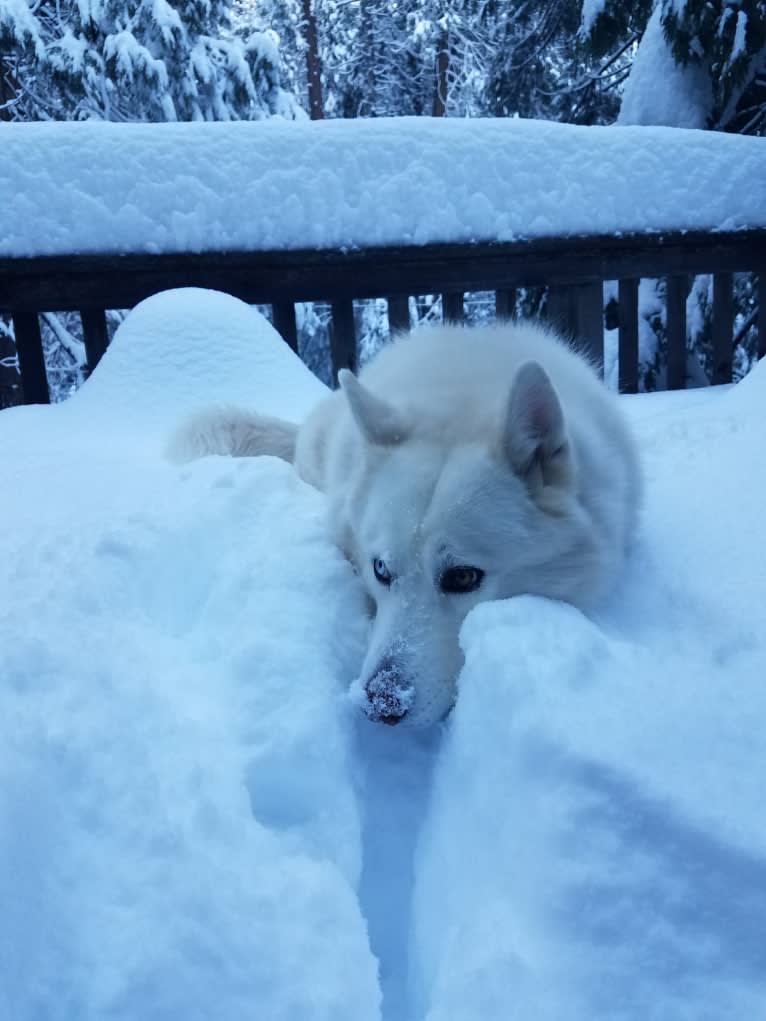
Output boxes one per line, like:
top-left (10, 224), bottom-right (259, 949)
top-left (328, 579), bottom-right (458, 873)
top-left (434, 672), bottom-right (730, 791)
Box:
top-left (2, 287), bottom-right (766, 1020)
top-left (732, 11), bottom-right (749, 62)
top-left (0, 0), bottom-right (43, 54)
top-left (619, 6), bottom-right (714, 129)
top-left (2, 117), bottom-right (766, 259)
top-left (580, 0), bottom-right (608, 35)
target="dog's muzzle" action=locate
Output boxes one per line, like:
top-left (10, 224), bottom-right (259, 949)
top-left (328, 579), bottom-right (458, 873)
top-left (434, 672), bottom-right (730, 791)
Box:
top-left (363, 657), bottom-right (415, 726)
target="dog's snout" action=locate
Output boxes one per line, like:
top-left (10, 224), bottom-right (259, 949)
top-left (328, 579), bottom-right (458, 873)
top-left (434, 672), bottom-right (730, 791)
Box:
top-left (363, 657), bottom-right (414, 726)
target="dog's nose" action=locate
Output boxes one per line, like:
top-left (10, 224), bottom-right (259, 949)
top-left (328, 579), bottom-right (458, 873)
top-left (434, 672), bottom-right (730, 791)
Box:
top-left (364, 658), bottom-right (413, 725)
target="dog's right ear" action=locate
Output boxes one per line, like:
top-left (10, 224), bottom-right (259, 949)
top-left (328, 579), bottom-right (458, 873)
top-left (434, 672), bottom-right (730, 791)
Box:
top-left (502, 361), bottom-right (574, 495)
top-left (339, 370), bottom-right (410, 446)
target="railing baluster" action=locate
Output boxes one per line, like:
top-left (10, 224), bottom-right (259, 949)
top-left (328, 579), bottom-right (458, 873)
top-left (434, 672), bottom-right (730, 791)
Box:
top-left (495, 288), bottom-right (516, 321)
top-left (618, 279), bottom-right (639, 394)
top-left (330, 299), bottom-right (356, 383)
top-left (387, 295), bottom-right (410, 335)
top-left (1, 231), bottom-right (764, 399)
top-left (12, 308), bottom-right (50, 405)
top-left (575, 281), bottom-right (604, 372)
top-left (272, 302), bottom-right (299, 353)
top-left (80, 308), bottom-right (109, 378)
top-left (712, 273), bottom-right (733, 384)
top-left (546, 285), bottom-right (573, 337)
top-left (666, 276), bottom-right (687, 390)
top-left (442, 292), bottom-right (464, 325)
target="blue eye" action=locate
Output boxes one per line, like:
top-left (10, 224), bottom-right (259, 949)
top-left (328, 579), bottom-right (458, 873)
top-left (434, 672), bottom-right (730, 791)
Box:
top-left (440, 566), bottom-right (484, 594)
top-left (373, 558), bottom-right (392, 586)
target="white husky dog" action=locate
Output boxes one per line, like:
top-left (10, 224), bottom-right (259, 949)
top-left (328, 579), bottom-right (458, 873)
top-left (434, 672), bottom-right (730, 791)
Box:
top-left (170, 322), bottom-right (640, 727)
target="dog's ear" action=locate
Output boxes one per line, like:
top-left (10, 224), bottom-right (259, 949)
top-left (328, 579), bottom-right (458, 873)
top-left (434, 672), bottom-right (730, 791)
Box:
top-left (339, 370), bottom-right (409, 446)
top-left (502, 361), bottom-right (573, 492)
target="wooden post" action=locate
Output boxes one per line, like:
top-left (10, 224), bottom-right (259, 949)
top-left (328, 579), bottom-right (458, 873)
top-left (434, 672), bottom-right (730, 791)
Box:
top-left (546, 285), bottom-right (573, 338)
top-left (330, 299), bottom-right (356, 383)
top-left (575, 281), bottom-right (604, 372)
top-left (665, 276), bottom-right (686, 390)
top-left (0, 327), bottom-right (21, 408)
top-left (387, 296), bottom-right (410, 335)
top-left (712, 273), bottom-right (733, 384)
top-left (495, 288), bottom-right (516, 321)
top-left (80, 308), bottom-right (109, 377)
top-left (12, 308), bottom-right (50, 404)
top-left (272, 302), bottom-right (299, 353)
top-left (442, 292), bottom-right (464, 325)
top-left (618, 279), bottom-right (639, 394)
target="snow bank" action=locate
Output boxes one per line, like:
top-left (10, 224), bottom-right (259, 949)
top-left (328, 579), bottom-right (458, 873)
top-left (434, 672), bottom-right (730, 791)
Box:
top-left (65, 287), bottom-right (325, 445)
top-left (0, 291), bottom-right (379, 1021)
top-left (412, 361), bottom-right (766, 1020)
top-left (2, 117), bottom-right (765, 259)
top-left (2, 287), bottom-right (766, 1020)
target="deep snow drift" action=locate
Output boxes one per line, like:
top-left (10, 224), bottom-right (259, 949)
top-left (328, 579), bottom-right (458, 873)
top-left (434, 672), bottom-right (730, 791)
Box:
top-left (1, 117), bottom-right (765, 258)
top-left (1, 289), bottom-right (765, 1020)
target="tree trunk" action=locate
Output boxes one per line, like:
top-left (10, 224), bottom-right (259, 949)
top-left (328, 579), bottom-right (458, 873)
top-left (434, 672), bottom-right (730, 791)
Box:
top-left (0, 325), bottom-right (22, 407)
top-left (302, 0), bottom-right (324, 120)
top-left (433, 29), bottom-right (449, 117)
top-left (0, 55), bottom-right (18, 121)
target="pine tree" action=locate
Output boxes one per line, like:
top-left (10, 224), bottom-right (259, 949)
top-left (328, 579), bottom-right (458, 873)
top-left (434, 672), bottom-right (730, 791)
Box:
top-left (598, 0), bottom-right (766, 134)
top-left (661, 0), bottom-right (766, 133)
top-left (0, 0), bottom-right (299, 121)
top-left (479, 0), bottom-right (636, 124)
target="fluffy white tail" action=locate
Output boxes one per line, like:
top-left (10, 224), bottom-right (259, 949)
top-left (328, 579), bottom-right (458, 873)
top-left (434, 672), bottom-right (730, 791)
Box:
top-left (167, 407), bottom-right (298, 464)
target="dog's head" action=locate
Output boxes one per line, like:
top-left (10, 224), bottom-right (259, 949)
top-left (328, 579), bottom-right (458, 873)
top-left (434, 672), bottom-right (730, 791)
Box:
top-left (337, 362), bottom-right (594, 727)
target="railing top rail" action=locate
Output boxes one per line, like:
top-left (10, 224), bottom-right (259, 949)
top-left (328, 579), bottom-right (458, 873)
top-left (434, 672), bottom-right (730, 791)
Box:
top-left (2, 228), bottom-right (765, 312)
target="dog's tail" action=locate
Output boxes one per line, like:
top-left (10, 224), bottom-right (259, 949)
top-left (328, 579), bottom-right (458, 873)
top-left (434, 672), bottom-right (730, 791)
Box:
top-left (166, 407), bottom-right (298, 464)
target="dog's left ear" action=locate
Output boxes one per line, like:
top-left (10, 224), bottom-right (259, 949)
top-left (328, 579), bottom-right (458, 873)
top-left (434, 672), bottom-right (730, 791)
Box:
top-left (339, 369), bottom-right (410, 446)
top-left (502, 361), bottom-right (573, 492)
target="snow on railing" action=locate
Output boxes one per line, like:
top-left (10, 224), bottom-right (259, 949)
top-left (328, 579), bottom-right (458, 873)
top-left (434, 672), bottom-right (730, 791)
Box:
top-left (2, 118), bottom-right (765, 403)
top-left (2, 118), bottom-right (765, 255)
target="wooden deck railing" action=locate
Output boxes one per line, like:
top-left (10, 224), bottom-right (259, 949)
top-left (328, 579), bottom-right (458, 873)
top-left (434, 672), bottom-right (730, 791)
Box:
top-left (1, 228), bottom-right (765, 404)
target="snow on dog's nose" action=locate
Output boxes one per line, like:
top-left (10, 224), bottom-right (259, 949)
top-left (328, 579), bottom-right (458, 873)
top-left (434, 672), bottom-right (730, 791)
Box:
top-left (363, 657), bottom-right (415, 726)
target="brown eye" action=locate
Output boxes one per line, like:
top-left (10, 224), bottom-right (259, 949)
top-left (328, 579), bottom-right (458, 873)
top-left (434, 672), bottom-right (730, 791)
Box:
top-left (440, 566), bottom-right (484, 594)
top-left (373, 558), bottom-right (392, 586)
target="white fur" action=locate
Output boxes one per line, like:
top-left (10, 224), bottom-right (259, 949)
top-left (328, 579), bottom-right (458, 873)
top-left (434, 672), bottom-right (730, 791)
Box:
top-left (167, 406), bottom-right (297, 463)
top-left (171, 323), bottom-right (641, 727)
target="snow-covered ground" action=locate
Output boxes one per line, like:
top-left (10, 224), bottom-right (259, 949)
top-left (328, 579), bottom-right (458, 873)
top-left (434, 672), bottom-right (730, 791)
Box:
top-left (2, 289), bottom-right (765, 1020)
top-left (2, 118), bottom-right (765, 258)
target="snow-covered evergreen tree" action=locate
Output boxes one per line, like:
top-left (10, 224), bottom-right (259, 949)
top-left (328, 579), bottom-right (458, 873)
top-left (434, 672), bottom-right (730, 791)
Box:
top-left (598, 0), bottom-right (766, 133)
top-left (237, 0), bottom-right (499, 119)
top-left (617, 3), bottom-right (713, 128)
top-left (0, 0), bottom-right (299, 121)
top-left (663, 0), bottom-right (766, 132)
top-left (230, 1), bottom-right (654, 125)
top-left (476, 0), bottom-right (642, 124)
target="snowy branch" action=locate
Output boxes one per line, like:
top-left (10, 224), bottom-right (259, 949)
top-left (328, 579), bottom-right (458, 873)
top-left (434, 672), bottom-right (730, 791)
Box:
top-left (41, 312), bottom-right (85, 364)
